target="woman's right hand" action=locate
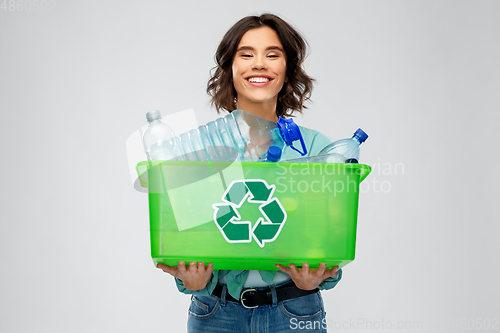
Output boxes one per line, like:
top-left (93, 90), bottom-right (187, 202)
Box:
top-left (157, 261), bottom-right (214, 291)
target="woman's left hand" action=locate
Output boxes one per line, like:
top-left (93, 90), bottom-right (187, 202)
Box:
top-left (275, 263), bottom-right (339, 290)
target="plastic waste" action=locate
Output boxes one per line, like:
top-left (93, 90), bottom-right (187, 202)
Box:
top-left (264, 146), bottom-right (282, 162)
top-left (317, 128), bottom-right (368, 163)
top-left (142, 110), bottom-right (176, 161)
top-left (143, 109), bottom-right (307, 162)
top-left (282, 152), bottom-right (346, 163)
top-left (276, 117), bottom-right (307, 156)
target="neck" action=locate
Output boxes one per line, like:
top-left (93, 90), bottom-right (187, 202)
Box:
top-left (236, 99), bottom-right (279, 123)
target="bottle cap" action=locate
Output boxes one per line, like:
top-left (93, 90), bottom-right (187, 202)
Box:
top-left (146, 110), bottom-right (162, 122)
top-left (345, 158), bottom-right (359, 163)
top-left (266, 146), bottom-right (282, 162)
top-left (353, 128), bottom-right (368, 143)
top-left (277, 117), bottom-right (308, 156)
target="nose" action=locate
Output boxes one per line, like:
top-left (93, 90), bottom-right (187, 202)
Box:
top-left (252, 55), bottom-right (267, 70)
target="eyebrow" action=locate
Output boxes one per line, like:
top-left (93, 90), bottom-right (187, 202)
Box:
top-left (236, 46), bottom-right (284, 52)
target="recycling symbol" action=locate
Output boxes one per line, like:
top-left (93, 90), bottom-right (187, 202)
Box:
top-left (212, 179), bottom-right (287, 248)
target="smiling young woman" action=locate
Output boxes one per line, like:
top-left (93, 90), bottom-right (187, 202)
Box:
top-left (157, 13), bottom-right (342, 333)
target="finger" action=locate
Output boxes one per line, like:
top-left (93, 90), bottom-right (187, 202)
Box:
top-left (275, 264), bottom-right (290, 273)
top-left (188, 261), bottom-right (197, 271)
top-left (197, 262), bottom-right (205, 273)
top-left (301, 263), bottom-right (310, 277)
top-left (316, 263), bottom-right (327, 276)
top-left (157, 263), bottom-right (176, 275)
top-left (288, 264), bottom-right (299, 275)
top-left (177, 261), bottom-right (187, 273)
top-left (325, 265), bottom-right (339, 278)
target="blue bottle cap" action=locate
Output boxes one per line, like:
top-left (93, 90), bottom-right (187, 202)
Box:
top-left (345, 158), bottom-right (359, 163)
top-left (266, 146), bottom-right (282, 162)
top-left (277, 117), bottom-right (308, 156)
top-left (353, 128), bottom-right (368, 143)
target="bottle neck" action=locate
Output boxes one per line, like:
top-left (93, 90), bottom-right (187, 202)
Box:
top-left (352, 136), bottom-right (362, 145)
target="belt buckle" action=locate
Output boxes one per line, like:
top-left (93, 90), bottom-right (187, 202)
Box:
top-left (240, 288), bottom-right (258, 309)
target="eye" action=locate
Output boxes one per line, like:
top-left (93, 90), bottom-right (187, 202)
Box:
top-left (241, 54), bottom-right (253, 58)
top-left (267, 54), bottom-right (279, 59)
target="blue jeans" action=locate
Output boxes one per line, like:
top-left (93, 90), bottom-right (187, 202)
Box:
top-left (187, 283), bottom-right (327, 332)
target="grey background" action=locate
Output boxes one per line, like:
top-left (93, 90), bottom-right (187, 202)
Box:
top-left (1, 1), bottom-right (499, 332)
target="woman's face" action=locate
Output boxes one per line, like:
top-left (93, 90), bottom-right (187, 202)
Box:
top-left (232, 26), bottom-right (287, 120)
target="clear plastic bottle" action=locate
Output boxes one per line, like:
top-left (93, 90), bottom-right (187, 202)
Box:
top-left (317, 128), bottom-right (368, 163)
top-left (282, 152), bottom-right (346, 163)
top-left (160, 109), bottom-right (307, 162)
top-left (142, 110), bottom-right (176, 161)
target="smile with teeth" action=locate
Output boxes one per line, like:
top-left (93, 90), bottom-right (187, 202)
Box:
top-left (247, 77), bottom-right (271, 83)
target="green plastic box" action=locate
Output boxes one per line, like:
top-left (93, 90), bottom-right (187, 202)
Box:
top-left (137, 160), bottom-right (371, 270)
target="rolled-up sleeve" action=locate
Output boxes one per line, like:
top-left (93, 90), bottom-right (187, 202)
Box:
top-left (174, 270), bottom-right (220, 296)
top-left (318, 268), bottom-right (342, 291)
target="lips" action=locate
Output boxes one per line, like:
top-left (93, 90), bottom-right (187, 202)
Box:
top-left (245, 75), bottom-right (273, 86)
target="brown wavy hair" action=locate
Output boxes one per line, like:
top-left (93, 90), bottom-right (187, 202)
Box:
top-left (207, 13), bottom-right (314, 118)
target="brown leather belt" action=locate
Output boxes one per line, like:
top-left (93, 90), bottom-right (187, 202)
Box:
top-left (212, 281), bottom-right (319, 309)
